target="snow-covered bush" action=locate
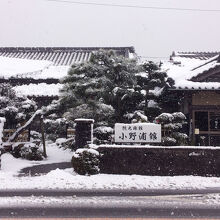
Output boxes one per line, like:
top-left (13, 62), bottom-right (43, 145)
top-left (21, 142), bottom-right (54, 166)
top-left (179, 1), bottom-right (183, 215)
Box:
top-left (20, 143), bottom-right (44, 161)
top-left (93, 126), bottom-right (113, 144)
top-left (12, 142), bottom-right (44, 160)
top-left (30, 131), bottom-right (41, 143)
top-left (66, 104), bottom-right (95, 120)
top-left (71, 148), bottom-right (100, 175)
top-left (95, 103), bottom-right (115, 126)
top-left (133, 111), bottom-right (148, 123)
top-left (56, 137), bottom-right (75, 150)
top-left (44, 118), bottom-right (67, 141)
top-left (155, 112), bottom-right (188, 146)
top-left (162, 137), bottom-right (176, 146)
top-left (155, 113), bottom-right (174, 124)
top-left (65, 103), bottom-right (115, 127)
top-left (172, 112), bottom-right (186, 122)
top-left (173, 132), bottom-right (188, 146)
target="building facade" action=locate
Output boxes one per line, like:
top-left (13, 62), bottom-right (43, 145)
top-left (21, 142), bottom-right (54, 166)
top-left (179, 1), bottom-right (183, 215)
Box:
top-left (0, 47), bottom-right (136, 104)
top-left (167, 52), bottom-right (220, 146)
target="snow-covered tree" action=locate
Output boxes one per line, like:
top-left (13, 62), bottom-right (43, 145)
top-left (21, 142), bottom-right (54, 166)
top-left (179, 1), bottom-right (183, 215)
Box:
top-left (155, 112), bottom-right (188, 146)
top-left (60, 50), bottom-right (143, 126)
top-left (0, 83), bottom-right (37, 129)
top-left (136, 61), bottom-right (175, 122)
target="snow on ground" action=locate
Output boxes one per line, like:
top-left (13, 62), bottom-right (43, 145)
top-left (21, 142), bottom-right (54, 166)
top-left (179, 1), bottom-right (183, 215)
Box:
top-left (1, 167), bottom-right (220, 191)
top-left (0, 142), bottom-right (220, 191)
top-left (0, 141), bottom-right (73, 175)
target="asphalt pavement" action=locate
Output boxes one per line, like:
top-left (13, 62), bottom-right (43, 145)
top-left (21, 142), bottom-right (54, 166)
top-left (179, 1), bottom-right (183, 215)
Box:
top-left (18, 162), bottom-right (72, 177)
top-left (0, 193), bottom-right (220, 218)
top-left (1, 206), bottom-right (220, 218)
top-left (1, 188), bottom-right (220, 197)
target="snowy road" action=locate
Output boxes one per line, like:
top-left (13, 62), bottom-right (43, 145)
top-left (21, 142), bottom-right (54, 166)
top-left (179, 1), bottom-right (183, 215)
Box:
top-left (1, 145), bottom-right (220, 218)
top-left (0, 193), bottom-right (220, 218)
top-left (1, 188), bottom-right (220, 197)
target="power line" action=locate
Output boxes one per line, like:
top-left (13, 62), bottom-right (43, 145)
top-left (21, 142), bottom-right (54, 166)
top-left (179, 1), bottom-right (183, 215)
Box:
top-left (44, 0), bottom-right (220, 12)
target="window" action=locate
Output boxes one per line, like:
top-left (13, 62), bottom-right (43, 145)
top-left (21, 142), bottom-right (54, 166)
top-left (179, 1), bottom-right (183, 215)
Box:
top-left (210, 112), bottom-right (220, 131)
top-left (195, 111), bottom-right (208, 131)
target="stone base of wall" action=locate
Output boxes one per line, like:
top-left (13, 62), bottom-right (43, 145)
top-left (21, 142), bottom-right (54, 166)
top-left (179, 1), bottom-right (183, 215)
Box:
top-left (97, 146), bottom-right (220, 176)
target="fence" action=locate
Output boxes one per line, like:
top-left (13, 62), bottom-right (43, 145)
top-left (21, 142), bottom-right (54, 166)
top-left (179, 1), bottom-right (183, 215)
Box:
top-left (67, 128), bottom-right (75, 139)
top-left (2, 129), bottom-right (29, 142)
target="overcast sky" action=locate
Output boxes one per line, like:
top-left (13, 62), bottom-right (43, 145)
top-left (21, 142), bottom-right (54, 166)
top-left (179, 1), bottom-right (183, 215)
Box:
top-left (0, 0), bottom-right (219, 60)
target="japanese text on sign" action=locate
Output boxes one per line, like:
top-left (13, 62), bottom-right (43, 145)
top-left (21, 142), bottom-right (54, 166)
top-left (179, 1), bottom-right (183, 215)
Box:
top-left (114, 123), bottom-right (161, 143)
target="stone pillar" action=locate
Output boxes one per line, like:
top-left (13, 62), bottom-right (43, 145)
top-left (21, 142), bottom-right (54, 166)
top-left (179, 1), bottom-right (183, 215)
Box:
top-left (74, 119), bottom-right (94, 149)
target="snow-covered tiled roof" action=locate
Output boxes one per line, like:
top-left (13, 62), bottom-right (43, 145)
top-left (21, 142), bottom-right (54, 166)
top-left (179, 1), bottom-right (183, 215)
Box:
top-left (0, 47), bottom-right (135, 66)
top-left (171, 51), bottom-right (220, 60)
top-left (13, 83), bottom-right (62, 97)
top-left (0, 56), bottom-right (52, 78)
top-left (190, 55), bottom-right (220, 80)
top-left (163, 52), bottom-right (220, 90)
top-left (0, 55), bottom-right (71, 80)
top-left (0, 47), bottom-right (136, 98)
top-left (0, 47), bottom-right (136, 80)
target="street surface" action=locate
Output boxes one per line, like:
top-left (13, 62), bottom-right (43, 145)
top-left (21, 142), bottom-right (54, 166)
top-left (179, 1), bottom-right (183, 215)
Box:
top-left (0, 189), bottom-right (220, 218)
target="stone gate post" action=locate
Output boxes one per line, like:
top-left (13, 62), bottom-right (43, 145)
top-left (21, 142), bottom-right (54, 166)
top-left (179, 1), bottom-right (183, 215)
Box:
top-left (74, 119), bottom-right (94, 149)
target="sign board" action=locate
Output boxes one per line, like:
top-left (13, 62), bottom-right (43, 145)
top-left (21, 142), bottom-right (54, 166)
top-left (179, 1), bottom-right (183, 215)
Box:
top-left (115, 123), bottom-right (161, 143)
top-left (195, 128), bottom-right (200, 134)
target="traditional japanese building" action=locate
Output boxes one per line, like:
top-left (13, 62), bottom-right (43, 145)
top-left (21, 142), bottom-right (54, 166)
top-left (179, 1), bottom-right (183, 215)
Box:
top-left (0, 47), bottom-right (136, 106)
top-left (165, 51), bottom-right (220, 146)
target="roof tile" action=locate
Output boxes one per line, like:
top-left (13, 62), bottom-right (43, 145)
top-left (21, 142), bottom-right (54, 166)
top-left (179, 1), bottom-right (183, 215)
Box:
top-left (171, 51), bottom-right (220, 60)
top-left (0, 47), bottom-right (135, 66)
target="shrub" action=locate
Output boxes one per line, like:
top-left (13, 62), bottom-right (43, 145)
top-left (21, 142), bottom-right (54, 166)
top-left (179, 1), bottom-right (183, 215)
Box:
top-left (71, 148), bottom-right (100, 175)
top-left (156, 112), bottom-right (188, 146)
top-left (162, 137), bottom-right (176, 146)
top-left (56, 137), bottom-right (75, 150)
top-left (20, 143), bottom-right (44, 160)
top-left (44, 118), bottom-right (67, 141)
top-left (173, 132), bottom-right (188, 146)
top-left (12, 142), bottom-right (44, 160)
top-left (93, 126), bottom-right (113, 144)
top-left (30, 130), bottom-right (41, 141)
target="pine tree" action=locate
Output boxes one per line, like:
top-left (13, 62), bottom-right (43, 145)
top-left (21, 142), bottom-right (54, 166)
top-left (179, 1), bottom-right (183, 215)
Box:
top-left (60, 50), bottom-right (142, 125)
top-left (136, 61), bottom-right (175, 122)
top-left (0, 83), bottom-right (37, 128)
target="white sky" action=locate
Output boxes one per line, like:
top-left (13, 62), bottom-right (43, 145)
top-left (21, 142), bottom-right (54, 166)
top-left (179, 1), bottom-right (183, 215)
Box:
top-left (0, 0), bottom-right (220, 60)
